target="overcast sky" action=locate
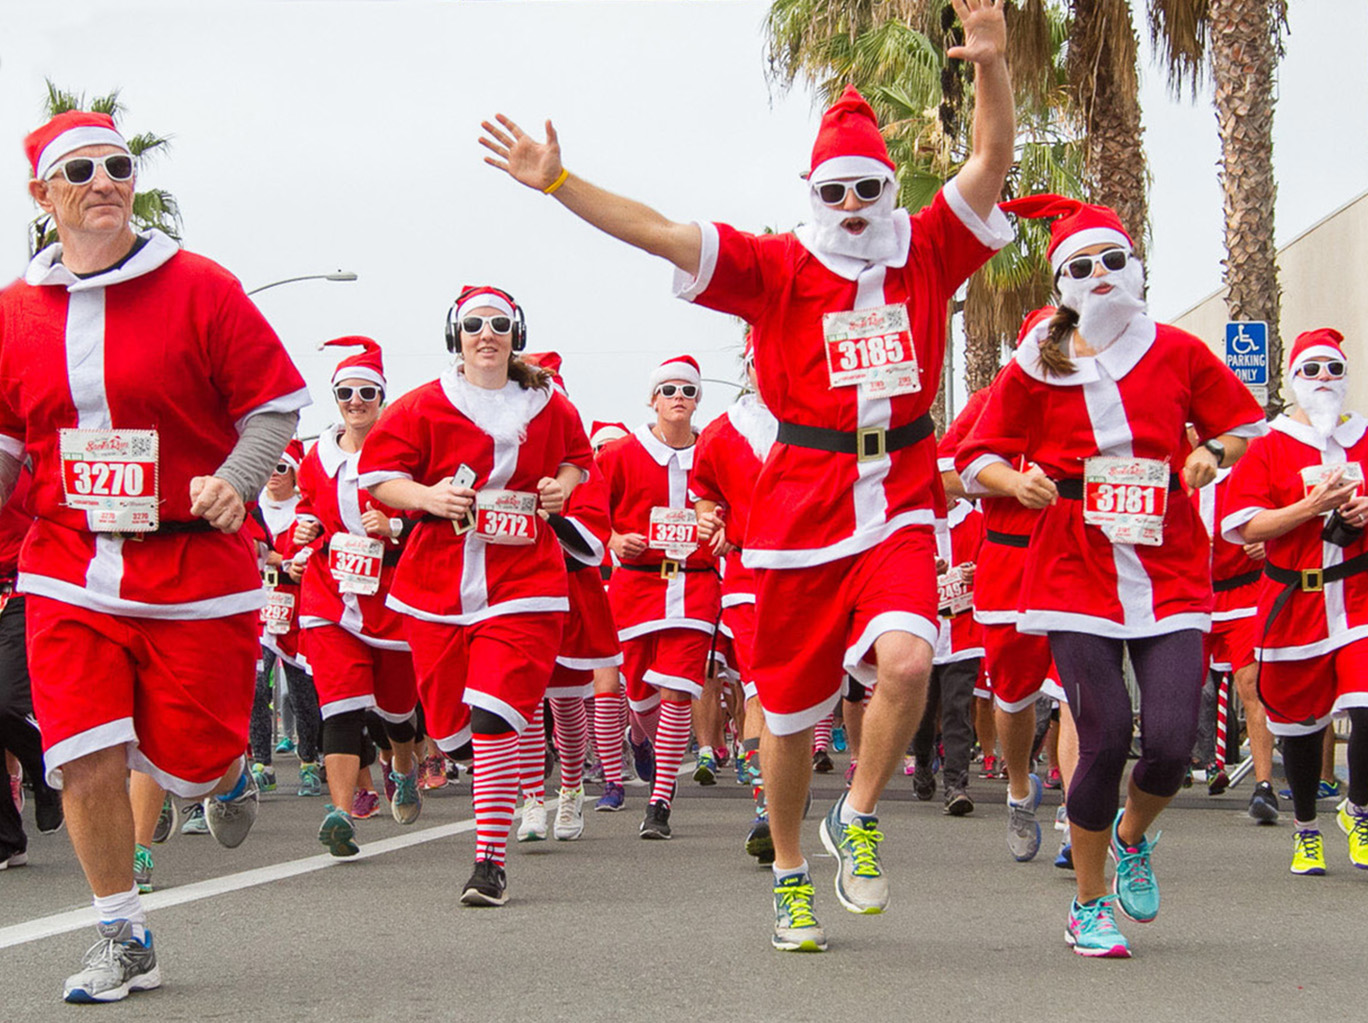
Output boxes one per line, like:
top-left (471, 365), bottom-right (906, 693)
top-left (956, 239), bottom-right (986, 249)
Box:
top-left (3, 0), bottom-right (1364, 436)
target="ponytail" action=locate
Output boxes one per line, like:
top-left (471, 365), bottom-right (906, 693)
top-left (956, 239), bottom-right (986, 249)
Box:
top-left (1037, 305), bottom-right (1079, 378)
top-left (508, 354), bottom-right (552, 391)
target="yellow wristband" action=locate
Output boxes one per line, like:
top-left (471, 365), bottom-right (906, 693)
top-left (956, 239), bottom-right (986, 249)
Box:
top-left (543, 167), bottom-right (570, 195)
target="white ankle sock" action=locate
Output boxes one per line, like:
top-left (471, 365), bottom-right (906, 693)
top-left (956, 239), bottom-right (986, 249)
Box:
top-left (773, 859), bottom-right (809, 881)
top-left (93, 884), bottom-right (146, 942)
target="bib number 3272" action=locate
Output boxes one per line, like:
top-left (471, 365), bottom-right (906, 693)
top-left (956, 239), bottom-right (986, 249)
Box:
top-left (475, 490), bottom-right (537, 546)
top-left (822, 303), bottom-right (921, 399)
top-left (1083, 457), bottom-right (1169, 546)
top-left (328, 533), bottom-right (384, 595)
top-left (60, 428), bottom-right (159, 533)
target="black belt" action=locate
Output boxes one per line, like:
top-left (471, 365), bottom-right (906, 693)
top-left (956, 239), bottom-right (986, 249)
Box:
top-left (1213, 569), bottom-right (1262, 593)
top-left (986, 529), bottom-right (1030, 549)
top-left (105, 518), bottom-right (219, 540)
top-left (1055, 473), bottom-right (1182, 500)
top-left (619, 560), bottom-right (715, 581)
top-left (776, 412), bottom-right (934, 463)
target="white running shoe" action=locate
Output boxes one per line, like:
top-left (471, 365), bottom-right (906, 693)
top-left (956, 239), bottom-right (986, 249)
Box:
top-left (554, 785), bottom-right (585, 841)
top-left (517, 799), bottom-right (547, 842)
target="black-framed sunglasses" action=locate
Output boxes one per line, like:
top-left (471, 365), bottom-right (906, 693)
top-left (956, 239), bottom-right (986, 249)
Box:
top-left (655, 383), bottom-right (698, 399)
top-left (815, 177), bottom-right (886, 206)
top-left (45, 153), bottom-right (135, 185)
top-left (334, 385), bottom-right (383, 402)
top-left (1063, 248), bottom-right (1129, 280)
top-left (460, 315), bottom-right (513, 336)
top-left (1298, 359), bottom-right (1347, 380)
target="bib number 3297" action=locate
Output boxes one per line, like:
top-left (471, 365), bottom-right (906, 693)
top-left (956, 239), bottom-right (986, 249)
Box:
top-left (1083, 457), bottom-right (1169, 546)
top-left (59, 428), bottom-right (159, 532)
top-left (648, 507), bottom-right (698, 561)
top-left (328, 533), bottom-right (384, 595)
top-left (822, 303), bottom-right (921, 399)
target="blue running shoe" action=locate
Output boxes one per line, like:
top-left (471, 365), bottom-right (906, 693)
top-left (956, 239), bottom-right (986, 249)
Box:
top-left (629, 736), bottom-right (655, 784)
top-left (1110, 811), bottom-right (1160, 923)
top-left (819, 794), bottom-right (888, 914)
top-left (831, 725), bottom-right (847, 753)
top-left (274, 736), bottom-right (295, 757)
top-left (746, 815), bottom-right (774, 864)
top-left (1006, 773), bottom-right (1043, 862)
top-left (1280, 777), bottom-right (1344, 801)
top-left (594, 781), bottom-right (625, 812)
top-left (1055, 842), bottom-right (1074, 870)
top-left (694, 749), bottom-right (718, 786)
top-left (1065, 896), bottom-right (1131, 958)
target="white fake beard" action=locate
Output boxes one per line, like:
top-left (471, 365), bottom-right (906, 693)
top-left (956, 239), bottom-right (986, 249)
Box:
top-left (807, 187), bottom-right (900, 264)
top-left (728, 392), bottom-right (778, 462)
top-left (1292, 376), bottom-right (1348, 438)
top-left (1055, 257), bottom-right (1148, 350)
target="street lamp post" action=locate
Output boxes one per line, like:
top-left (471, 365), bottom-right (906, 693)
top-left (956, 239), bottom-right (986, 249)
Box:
top-left (247, 271), bottom-right (358, 297)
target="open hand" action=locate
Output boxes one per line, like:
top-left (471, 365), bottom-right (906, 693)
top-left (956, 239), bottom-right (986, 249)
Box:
top-left (946, 0), bottom-right (1007, 65)
top-left (480, 114), bottom-right (563, 192)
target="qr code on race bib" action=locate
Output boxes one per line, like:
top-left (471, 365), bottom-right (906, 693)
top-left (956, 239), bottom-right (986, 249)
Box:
top-left (129, 435), bottom-right (154, 458)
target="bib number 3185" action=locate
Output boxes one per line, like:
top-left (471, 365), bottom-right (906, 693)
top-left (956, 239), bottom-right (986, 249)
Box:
top-left (822, 303), bottom-right (921, 399)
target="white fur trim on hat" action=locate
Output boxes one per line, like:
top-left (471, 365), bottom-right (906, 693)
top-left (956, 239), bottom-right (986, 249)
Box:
top-left (809, 156), bottom-right (895, 185)
top-left (590, 424), bottom-right (629, 447)
top-left (1050, 227), bottom-right (1132, 273)
top-left (332, 367), bottom-right (386, 389)
top-left (36, 126), bottom-right (130, 181)
top-left (457, 292), bottom-right (515, 321)
top-left (1291, 344), bottom-right (1346, 374)
top-left (647, 359), bottom-right (702, 402)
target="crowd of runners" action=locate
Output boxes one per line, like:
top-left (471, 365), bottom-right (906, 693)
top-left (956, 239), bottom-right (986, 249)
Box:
top-left (2, 0), bottom-right (1367, 1005)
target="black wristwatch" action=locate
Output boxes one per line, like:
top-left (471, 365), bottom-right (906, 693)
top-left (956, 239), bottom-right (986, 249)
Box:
top-left (1201, 438), bottom-right (1226, 467)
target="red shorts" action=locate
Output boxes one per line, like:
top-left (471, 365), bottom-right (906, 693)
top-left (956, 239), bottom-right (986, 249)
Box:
top-left (26, 595), bottom-right (258, 795)
top-left (547, 662), bottom-right (593, 699)
top-left (622, 627), bottom-right (713, 710)
top-left (406, 612), bottom-right (563, 746)
top-left (1258, 638), bottom-right (1368, 735)
top-left (304, 624), bottom-right (417, 723)
top-left (751, 526), bottom-right (938, 735)
top-left (982, 622), bottom-right (1054, 712)
top-left (722, 600), bottom-right (756, 692)
top-left (1207, 613), bottom-right (1258, 672)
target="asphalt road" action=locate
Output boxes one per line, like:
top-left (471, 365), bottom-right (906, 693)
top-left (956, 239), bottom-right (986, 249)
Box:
top-left (1, 755), bottom-right (1364, 1023)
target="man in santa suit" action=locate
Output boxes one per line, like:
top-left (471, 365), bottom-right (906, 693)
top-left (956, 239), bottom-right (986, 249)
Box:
top-left (1222, 329), bottom-right (1368, 875)
top-left (597, 356), bottom-right (721, 840)
top-left (482, 0), bottom-right (1014, 951)
top-left (0, 111), bottom-right (308, 1001)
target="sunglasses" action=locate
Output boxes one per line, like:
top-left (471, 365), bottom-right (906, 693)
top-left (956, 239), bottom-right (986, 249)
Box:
top-left (1063, 249), bottom-right (1129, 280)
top-left (460, 315), bottom-right (513, 336)
top-left (334, 385), bottom-right (383, 402)
top-left (815, 177), bottom-right (886, 206)
top-left (273, 462), bottom-right (291, 475)
top-left (1298, 359), bottom-right (1346, 379)
top-left (45, 153), bottom-right (135, 185)
top-left (655, 383), bottom-right (698, 399)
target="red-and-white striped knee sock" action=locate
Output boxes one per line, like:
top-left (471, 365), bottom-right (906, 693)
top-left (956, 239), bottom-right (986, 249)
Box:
top-left (593, 693), bottom-right (625, 785)
top-left (650, 699), bottom-right (692, 805)
top-left (813, 714), bottom-right (833, 753)
top-left (632, 703), bottom-right (661, 745)
top-left (472, 732), bottom-right (519, 867)
top-left (550, 696), bottom-right (588, 791)
top-left (518, 703), bottom-right (546, 804)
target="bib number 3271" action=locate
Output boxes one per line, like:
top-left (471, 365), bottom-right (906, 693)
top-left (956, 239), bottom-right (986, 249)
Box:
top-left (328, 533), bottom-right (384, 595)
top-left (59, 428), bottom-right (159, 533)
top-left (822, 303), bottom-right (921, 399)
top-left (475, 490), bottom-right (537, 546)
top-left (1083, 457), bottom-right (1169, 546)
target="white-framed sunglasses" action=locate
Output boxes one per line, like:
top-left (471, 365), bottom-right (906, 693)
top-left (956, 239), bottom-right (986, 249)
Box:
top-left (1296, 359), bottom-right (1346, 380)
top-left (654, 383), bottom-right (698, 399)
top-left (1061, 248), bottom-right (1130, 280)
top-left (814, 177), bottom-right (886, 207)
top-left (334, 384), bottom-right (383, 403)
top-left (45, 153), bottom-right (135, 184)
top-left (459, 315), bottom-right (514, 336)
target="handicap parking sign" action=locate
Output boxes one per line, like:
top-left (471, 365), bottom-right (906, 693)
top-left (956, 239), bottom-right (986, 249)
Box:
top-left (1225, 321), bottom-right (1268, 405)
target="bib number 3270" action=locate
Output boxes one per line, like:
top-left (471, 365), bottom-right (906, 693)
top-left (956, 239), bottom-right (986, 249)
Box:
top-left (59, 428), bottom-right (159, 533)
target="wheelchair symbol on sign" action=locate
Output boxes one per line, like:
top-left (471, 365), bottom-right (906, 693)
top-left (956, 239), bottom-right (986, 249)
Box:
top-left (1230, 326), bottom-right (1259, 355)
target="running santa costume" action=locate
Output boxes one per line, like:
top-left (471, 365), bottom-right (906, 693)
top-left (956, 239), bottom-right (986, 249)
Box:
top-left (673, 87), bottom-right (1012, 730)
top-left (1195, 468), bottom-right (1262, 676)
top-left (0, 121), bottom-right (309, 795)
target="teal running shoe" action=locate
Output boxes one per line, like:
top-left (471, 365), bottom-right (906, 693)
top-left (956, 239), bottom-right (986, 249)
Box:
top-left (1065, 896), bottom-right (1131, 958)
top-left (1110, 811), bottom-right (1161, 923)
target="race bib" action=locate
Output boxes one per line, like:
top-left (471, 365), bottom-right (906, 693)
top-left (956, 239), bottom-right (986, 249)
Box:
top-left (822, 303), bottom-right (921, 399)
top-left (261, 589), bottom-right (295, 635)
top-left (1083, 457), bottom-right (1170, 546)
top-left (648, 507), bottom-right (698, 560)
top-left (937, 564), bottom-right (974, 616)
top-left (328, 533), bottom-right (384, 595)
top-left (475, 490), bottom-right (538, 546)
top-left (1301, 462), bottom-right (1365, 497)
top-left (59, 429), bottom-right (159, 532)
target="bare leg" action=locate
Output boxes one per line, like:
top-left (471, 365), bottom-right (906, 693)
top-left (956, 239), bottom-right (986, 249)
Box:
top-left (325, 753), bottom-right (361, 810)
top-left (693, 668), bottom-right (725, 753)
top-left (128, 771), bottom-right (164, 848)
top-left (847, 633), bottom-right (931, 815)
top-left (1117, 779), bottom-right (1176, 848)
top-left (1321, 725), bottom-right (1338, 785)
top-left (763, 724), bottom-right (814, 871)
top-left (1231, 662), bottom-right (1273, 783)
top-left (1058, 701), bottom-right (1079, 792)
top-left (844, 697), bottom-right (866, 762)
top-left (975, 696), bottom-right (997, 761)
top-left (62, 746), bottom-right (135, 897)
top-left (996, 702), bottom-right (1038, 803)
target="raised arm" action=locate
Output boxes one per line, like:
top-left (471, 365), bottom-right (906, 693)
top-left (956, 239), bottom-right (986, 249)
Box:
top-left (481, 114), bottom-right (702, 277)
top-left (946, 0), bottom-right (1014, 222)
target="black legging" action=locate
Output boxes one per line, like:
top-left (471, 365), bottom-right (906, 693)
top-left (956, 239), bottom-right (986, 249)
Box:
top-left (1281, 708), bottom-right (1368, 824)
top-left (0, 598), bottom-right (58, 858)
top-left (250, 648), bottom-right (322, 765)
top-left (1049, 629), bottom-right (1204, 832)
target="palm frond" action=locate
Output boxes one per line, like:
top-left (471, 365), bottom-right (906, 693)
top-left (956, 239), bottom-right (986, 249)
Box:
top-left (1146, 0), bottom-right (1209, 99)
top-left (131, 188), bottom-right (183, 241)
top-left (124, 132), bottom-right (173, 161)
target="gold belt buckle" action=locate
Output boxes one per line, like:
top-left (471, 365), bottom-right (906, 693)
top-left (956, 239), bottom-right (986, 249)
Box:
top-left (263, 566), bottom-right (279, 589)
top-left (856, 426), bottom-right (887, 463)
top-left (1301, 568), bottom-right (1324, 592)
top-left (660, 559), bottom-right (681, 580)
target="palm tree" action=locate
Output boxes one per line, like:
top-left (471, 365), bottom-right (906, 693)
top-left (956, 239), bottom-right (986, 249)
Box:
top-left (29, 81), bottom-right (183, 255)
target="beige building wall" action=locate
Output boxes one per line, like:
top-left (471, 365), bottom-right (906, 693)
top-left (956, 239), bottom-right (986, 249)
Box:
top-left (1170, 190), bottom-right (1368, 412)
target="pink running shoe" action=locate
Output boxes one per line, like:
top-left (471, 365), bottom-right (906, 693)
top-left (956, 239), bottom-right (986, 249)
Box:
top-left (844, 760), bottom-right (858, 787)
top-left (351, 789), bottom-right (381, 820)
top-left (421, 754), bottom-right (449, 791)
top-left (979, 754), bottom-right (999, 779)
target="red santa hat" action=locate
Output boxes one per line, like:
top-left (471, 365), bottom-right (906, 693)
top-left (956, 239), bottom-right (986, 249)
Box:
top-left (1288, 328), bottom-right (1347, 376)
top-left (277, 439), bottom-right (306, 472)
top-left (590, 421), bottom-right (630, 448)
top-left (999, 194), bottom-right (1134, 274)
top-left (456, 285), bottom-right (517, 321)
top-left (1017, 306), bottom-right (1056, 347)
top-left (521, 350), bottom-right (565, 391)
top-left (320, 336), bottom-right (386, 389)
top-left (25, 111), bottom-right (130, 181)
top-left (647, 355), bottom-right (702, 401)
top-left (808, 85), bottom-right (896, 184)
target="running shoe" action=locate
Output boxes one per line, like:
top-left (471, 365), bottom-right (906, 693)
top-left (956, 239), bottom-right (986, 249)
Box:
top-left (831, 725), bottom-right (847, 753)
top-left (517, 799), bottom-right (548, 842)
top-left (554, 785), bottom-right (585, 841)
top-left (0, 850), bottom-right (27, 869)
top-left (1337, 798), bottom-right (1353, 836)
top-left (180, 801), bottom-right (208, 836)
top-left (1109, 812), bottom-right (1161, 922)
top-left (694, 749), bottom-right (718, 786)
top-left (843, 759), bottom-right (857, 788)
top-left (902, 754), bottom-right (917, 777)
top-left (1055, 841), bottom-right (1074, 870)
top-left (351, 789), bottom-right (380, 820)
top-left (1290, 828), bottom-right (1326, 875)
top-left (943, 788), bottom-right (974, 817)
top-left (274, 736), bottom-right (296, 757)
top-left (746, 815), bottom-right (774, 865)
top-left (639, 799), bottom-right (672, 840)
top-left (151, 795), bottom-right (177, 844)
top-left (629, 736), bottom-right (655, 784)
top-left (1247, 781), bottom-right (1280, 824)
top-left (979, 753), bottom-right (999, 779)
top-left (912, 764), bottom-right (936, 802)
top-left (1343, 804), bottom-right (1368, 869)
top-left (133, 844), bottom-right (154, 894)
top-left (62, 921), bottom-right (161, 1003)
top-left (250, 762), bottom-right (276, 793)
top-left (421, 754), bottom-right (449, 791)
top-left (35, 791), bottom-right (64, 835)
top-left (459, 859), bottom-right (508, 907)
top-left (390, 764), bottom-right (422, 825)
top-left (584, 759), bottom-right (606, 786)
top-left (1206, 763), bottom-right (1230, 796)
top-left (735, 752), bottom-right (757, 786)
top-left (812, 749), bottom-right (834, 774)
top-left (318, 806), bottom-right (359, 857)
top-left (595, 781), bottom-right (626, 812)
top-left (772, 871), bottom-right (827, 952)
top-left (380, 758), bottom-right (396, 803)
top-left (1054, 805), bottom-right (1073, 868)
top-left (716, 745), bottom-right (731, 768)
top-left (1280, 778), bottom-right (1344, 801)
top-left (1006, 773), bottom-right (1043, 862)
top-left (819, 793), bottom-right (888, 914)
top-left (297, 762), bottom-right (322, 797)
top-left (204, 765), bottom-right (260, 849)
top-left (1065, 896), bottom-right (1131, 958)
top-left (1044, 766), bottom-right (1063, 790)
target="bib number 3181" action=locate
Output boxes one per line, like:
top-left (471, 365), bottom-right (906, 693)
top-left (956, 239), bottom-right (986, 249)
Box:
top-left (1083, 457), bottom-right (1169, 547)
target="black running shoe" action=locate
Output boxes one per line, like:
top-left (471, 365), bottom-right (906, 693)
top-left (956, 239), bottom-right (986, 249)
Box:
top-left (812, 750), bottom-right (834, 774)
top-left (746, 816), bottom-right (775, 864)
top-left (639, 800), bottom-right (672, 840)
top-left (459, 859), bottom-right (508, 907)
top-left (1248, 781), bottom-right (1280, 824)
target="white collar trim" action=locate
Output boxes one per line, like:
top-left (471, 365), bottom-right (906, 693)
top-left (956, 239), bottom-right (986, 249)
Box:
top-left (1013, 313), bottom-right (1158, 386)
top-left (318, 426), bottom-right (358, 480)
top-left (633, 422), bottom-right (695, 469)
top-left (25, 229), bottom-right (179, 292)
top-left (1270, 411), bottom-right (1368, 451)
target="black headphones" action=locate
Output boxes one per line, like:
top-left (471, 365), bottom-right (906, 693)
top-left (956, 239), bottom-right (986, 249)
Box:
top-left (445, 286), bottom-right (527, 354)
